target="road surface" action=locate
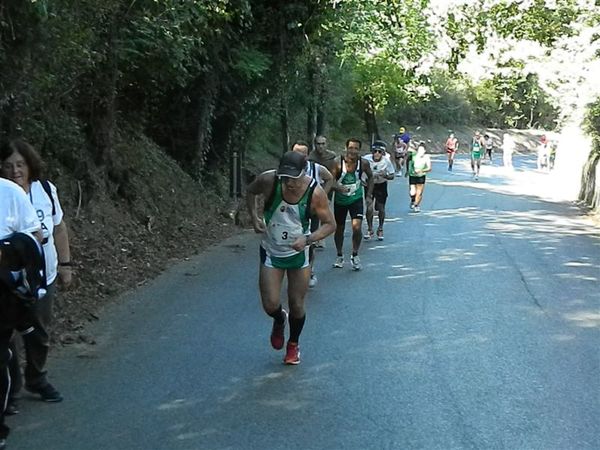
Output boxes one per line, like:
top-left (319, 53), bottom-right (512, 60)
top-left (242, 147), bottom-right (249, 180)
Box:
top-left (7, 155), bottom-right (600, 450)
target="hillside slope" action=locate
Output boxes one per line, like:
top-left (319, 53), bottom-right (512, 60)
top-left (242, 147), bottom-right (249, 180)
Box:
top-left (51, 135), bottom-right (240, 344)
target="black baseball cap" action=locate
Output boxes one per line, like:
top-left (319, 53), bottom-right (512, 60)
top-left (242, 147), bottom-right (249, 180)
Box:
top-left (277, 151), bottom-right (305, 178)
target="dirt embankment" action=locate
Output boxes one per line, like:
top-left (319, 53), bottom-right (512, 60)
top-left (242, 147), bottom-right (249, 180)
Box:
top-left (50, 136), bottom-right (242, 345)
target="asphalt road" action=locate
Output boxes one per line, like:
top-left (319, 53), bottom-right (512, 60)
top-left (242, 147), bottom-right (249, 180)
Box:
top-left (7, 155), bottom-right (600, 450)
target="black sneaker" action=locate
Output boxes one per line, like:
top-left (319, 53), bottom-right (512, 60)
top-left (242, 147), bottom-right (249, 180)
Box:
top-left (25, 383), bottom-right (63, 402)
top-left (4, 399), bottom-right (19, 415)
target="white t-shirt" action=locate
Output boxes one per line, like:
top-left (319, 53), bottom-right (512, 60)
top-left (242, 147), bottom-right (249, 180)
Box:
top-left (0, 178), bottom-right (41, 239)
top-left (28, 180), bottom-right (64, 284)
top-left (363, 153), bottom-right (394, 184)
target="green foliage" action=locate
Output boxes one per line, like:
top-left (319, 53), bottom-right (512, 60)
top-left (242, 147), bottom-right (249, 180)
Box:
top-left (0, 0), bottom-right (593, 193)
top-left (584, 97), bottom-right (600, 155)
top-left (461, 71), bottom-right (558, 129)
top-left (483, 0), bottom-right (581, 46)
top-left (230, 46), bottom-right (272, 81)
top-left (330, 0), bottom-right (434, 112)
top-left (385, 71), bottom-right (471, 126)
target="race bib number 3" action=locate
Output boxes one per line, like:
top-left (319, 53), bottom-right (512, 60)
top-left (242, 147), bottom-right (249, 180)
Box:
top-left (271, 222), bottom-right (302, 246)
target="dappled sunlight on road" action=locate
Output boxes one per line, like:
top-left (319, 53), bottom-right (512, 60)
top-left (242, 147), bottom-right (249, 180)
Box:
top-left (563, 260), bottom-right (598, 268)
top-left (555, 273), bottom-right (598, 282)
top-left (429, 154), bottom-right (588, 206)
top-left (157, 398), bottom-right (199, 411)
top-left (563, 311), bottom-right (600, 328)
top-left (358, 157), bottom-right (600, 334)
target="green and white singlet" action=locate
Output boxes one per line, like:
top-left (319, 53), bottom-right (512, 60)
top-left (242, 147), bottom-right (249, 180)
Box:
top-left (334, 156), bottom-right (363, 206)
top-left (262, 178), bottom-right (316, 269)
top-left (471, 139), bottom-right (482, 158)
top-left (409, 150), bottom-right (429, 177)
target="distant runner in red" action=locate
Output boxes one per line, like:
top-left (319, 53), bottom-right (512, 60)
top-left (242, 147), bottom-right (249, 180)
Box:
top-left (445, 131), bottom-right (459, 171)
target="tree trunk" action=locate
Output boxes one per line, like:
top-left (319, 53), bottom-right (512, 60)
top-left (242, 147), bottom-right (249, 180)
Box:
top-left (278, 24), bottom-right (289, 154)
top-left (90, 33), bottom-right (117, 167)
top-left (194, 74), bottom-right (219, 178)
top-left (280, 95), bottom-right (289, 154)
top-left (316, 62), bottom-right (326, 136)
top-left (316, 103), bottom-right (326, 136)
top-left (579, 152), bottom-right (600, 209)
top-left (306, 64), bottom-right (317, 150)
top-left (363, 95), bottom-right (380, 142)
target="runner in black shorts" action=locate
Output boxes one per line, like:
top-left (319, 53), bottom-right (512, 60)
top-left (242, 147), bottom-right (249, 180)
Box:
top-left (334, 199), bottom-right (364, 227)
top-left (363, 141), bottom-right (394, 240)
top-left (406, 142), bottom-right (432, 213)
top-left (330, 139), bottom-right (373, 271)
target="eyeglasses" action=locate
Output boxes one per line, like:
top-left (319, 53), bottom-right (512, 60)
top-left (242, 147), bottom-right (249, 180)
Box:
top-left (373, 149), bottom-right (384, 153)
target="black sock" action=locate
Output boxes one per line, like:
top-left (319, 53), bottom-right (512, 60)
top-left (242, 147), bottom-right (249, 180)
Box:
top-left (410, 195), bottom-right (416, 203)
top-left (289, 315), bottom-right (306, 343)
top-left (352, 251), bottom-right (358, 257)
top-left (268, 305), bottom-right (285, 325)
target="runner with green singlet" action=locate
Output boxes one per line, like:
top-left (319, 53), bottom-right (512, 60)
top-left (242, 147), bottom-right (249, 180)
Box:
top-left (262, 177), bottom-right (314, 270)
top-left (331, 138), bottom-right (374, 271)
top-left (246, 151), bottom-right (335, 365)
top-left (336, 160), bottom-right (363, 206)
top-left (471, 131), bottom-right (484, 180)
top-left (405, 142), bottom-right (431, 213)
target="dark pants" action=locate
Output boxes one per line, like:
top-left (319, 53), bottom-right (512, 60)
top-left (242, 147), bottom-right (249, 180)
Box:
top-left (0, 327), bottom-right (13, 439)
top-left (0, 291), bottom-right (31, 440)
top-left (8, 282), bottom-right (55, 395)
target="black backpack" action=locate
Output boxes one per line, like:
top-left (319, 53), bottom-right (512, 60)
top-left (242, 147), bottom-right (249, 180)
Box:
top-left (0, 233), bottom-right (47, 304)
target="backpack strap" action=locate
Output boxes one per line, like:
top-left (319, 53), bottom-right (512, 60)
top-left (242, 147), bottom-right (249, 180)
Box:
top-left (40, 179), bottom-right (56, 216)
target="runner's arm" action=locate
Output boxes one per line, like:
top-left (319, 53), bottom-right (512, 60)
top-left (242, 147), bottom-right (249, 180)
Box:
top-left (330, 162), bottom-right (349, 193)
top-left (245, 171), bottom-right (275, 233)
top-left (424, 156), bottom-right (432, 173)
top-left (384, 158), bottom-right (395, 180)
top-left (308, 186), bottom-right (336, 242)
top-left (317, 164), bottom-right (334, 195)
top-left (362, 159), bottom-right (374, 198)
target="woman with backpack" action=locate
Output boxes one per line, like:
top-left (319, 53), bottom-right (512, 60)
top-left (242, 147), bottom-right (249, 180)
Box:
top-left (0, 139), bottom-right (73, 412)
top-left (0, 176), bottom-right (44, 450)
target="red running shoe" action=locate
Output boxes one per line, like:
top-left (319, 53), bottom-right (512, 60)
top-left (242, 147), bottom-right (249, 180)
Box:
top-left (270, 309), bottom-right (288, 350)
top-left (284, 342), bottom-right (301, 365)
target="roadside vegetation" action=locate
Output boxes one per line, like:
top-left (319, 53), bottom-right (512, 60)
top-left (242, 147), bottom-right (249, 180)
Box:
top-left (0, 0), bottom-right (598, 339)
